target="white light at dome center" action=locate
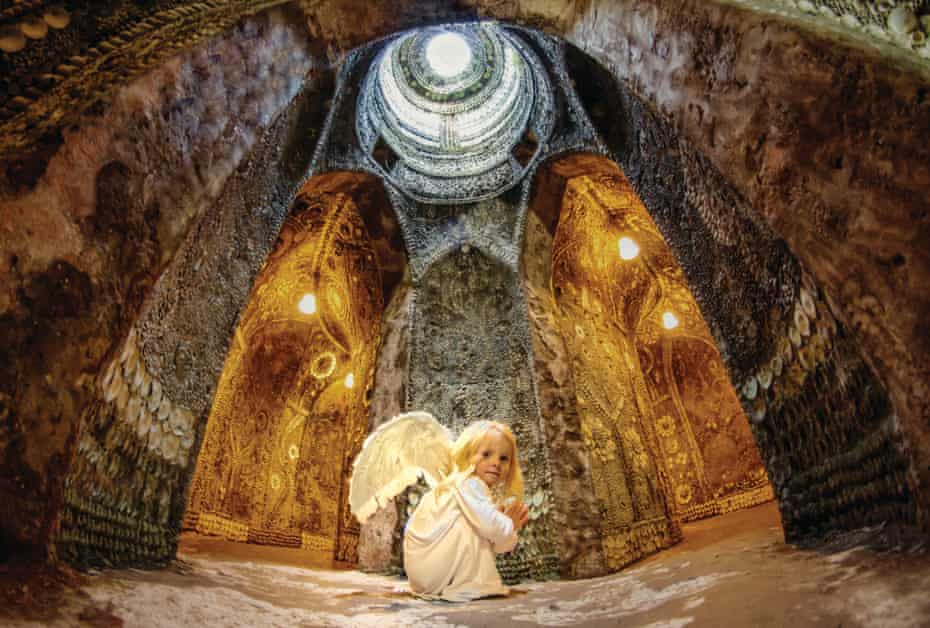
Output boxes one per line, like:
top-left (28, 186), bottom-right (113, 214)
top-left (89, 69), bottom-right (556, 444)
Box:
top-left (425, 32), bottom-right (472, 77)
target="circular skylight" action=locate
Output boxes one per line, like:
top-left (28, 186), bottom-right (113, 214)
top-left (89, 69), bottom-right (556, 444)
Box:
top-left (425, 32), bottom-right (472, 78)
top-left (356, 22), bottom-right (555, 202)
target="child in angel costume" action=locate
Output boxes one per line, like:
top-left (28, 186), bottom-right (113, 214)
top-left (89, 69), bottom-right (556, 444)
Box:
top-left (349, 412), bottom-right (530, 602)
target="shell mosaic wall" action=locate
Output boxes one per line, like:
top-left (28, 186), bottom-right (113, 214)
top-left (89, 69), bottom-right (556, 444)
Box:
top-left (2, 10), bottom-right (320, 563)
top-left (548, 177), bottom-right (680, 572)
top-left (733, 0), bottom-right (930, 59)
top-left (53, 80), bottom-right (332, 566)
top-left (680, 138), bottom-right (915, 539)
top-left (186, 189), bottom-right (385, 564)
top-left (60, 328), bottom-right (198, 565)
top-left (547, 167), bottom-right (774, 529)
top-left (409, 246), bottom-right (561, 582)
top-left (1, 0), bottom-right (928, 576)
top-left (563, 49), bottom-right (917, 540)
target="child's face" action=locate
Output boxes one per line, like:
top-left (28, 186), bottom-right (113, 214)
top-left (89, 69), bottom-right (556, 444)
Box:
top-left (472, 428), bottom-right (512, 488)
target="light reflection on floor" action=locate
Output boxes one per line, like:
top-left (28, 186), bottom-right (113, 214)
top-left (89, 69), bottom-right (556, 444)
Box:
top-left (13, 502), bottom-right (930, 627)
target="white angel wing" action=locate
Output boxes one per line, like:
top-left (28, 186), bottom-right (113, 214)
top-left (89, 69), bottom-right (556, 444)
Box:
top-left (349, 411), bottom-right (454, 524)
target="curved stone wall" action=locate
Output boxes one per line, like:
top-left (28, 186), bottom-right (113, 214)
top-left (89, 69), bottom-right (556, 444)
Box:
top-left (0, 9), bottom-right (323, 559)
top-left (556, 62), bottom-right (915, 539)
top-left (548, 0), bottom-right (930, 526)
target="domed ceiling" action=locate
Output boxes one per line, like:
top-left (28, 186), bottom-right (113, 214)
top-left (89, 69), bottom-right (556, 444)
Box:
top-left (356, 22), bottom-right (555, 203)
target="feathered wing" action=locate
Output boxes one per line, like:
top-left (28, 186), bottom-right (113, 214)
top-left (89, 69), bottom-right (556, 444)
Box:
top-left (349, 411), bottom-right (454, 524)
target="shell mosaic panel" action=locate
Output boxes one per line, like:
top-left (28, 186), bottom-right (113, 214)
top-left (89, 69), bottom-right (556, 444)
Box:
top-left (407, 247), bottom-right (561, 581)
top-left (550, 171), bottom-right (773, 526)
top-left (186, 191), bottom-right (383, 564)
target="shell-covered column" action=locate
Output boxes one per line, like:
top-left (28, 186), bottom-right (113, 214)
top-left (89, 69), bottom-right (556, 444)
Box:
top-left (309, 22), bottom-right (601, 580)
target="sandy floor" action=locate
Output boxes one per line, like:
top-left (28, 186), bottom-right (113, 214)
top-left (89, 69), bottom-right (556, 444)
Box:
top-left (5, 502), bottom-right (929, 627)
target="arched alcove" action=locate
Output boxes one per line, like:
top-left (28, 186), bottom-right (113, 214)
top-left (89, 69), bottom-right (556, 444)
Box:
top-left (526, 101), bottom-right (915, 544)
top-left (184, 172), bottom-right (406, 565)
top-left (527, 153), bottom-right (774, 537)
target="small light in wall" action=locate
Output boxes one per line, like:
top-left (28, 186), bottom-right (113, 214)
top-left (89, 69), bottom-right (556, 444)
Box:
top-left (298, 293), bottom-right (317, 315)
top-left (618, 236), bottom-right (640, 260)
top-left (344, 373), bottom-right (355, 389)
top-left (662, 311), bottom-right (680, 330)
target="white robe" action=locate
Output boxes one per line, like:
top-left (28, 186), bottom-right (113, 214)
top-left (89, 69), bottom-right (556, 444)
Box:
top-left (403, 474), bottom-right (518, 602)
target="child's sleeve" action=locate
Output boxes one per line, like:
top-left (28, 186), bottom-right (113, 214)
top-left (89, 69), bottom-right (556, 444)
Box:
top-left (456, 477), bottom-right (519, 554)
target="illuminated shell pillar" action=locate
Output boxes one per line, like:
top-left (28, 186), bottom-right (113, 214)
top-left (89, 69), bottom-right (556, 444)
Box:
top-left (544, 170), bottom-right (682, 571)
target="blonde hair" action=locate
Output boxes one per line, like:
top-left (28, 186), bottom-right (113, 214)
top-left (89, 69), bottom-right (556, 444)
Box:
top-left (449, 420), bottom-right (524, 502)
